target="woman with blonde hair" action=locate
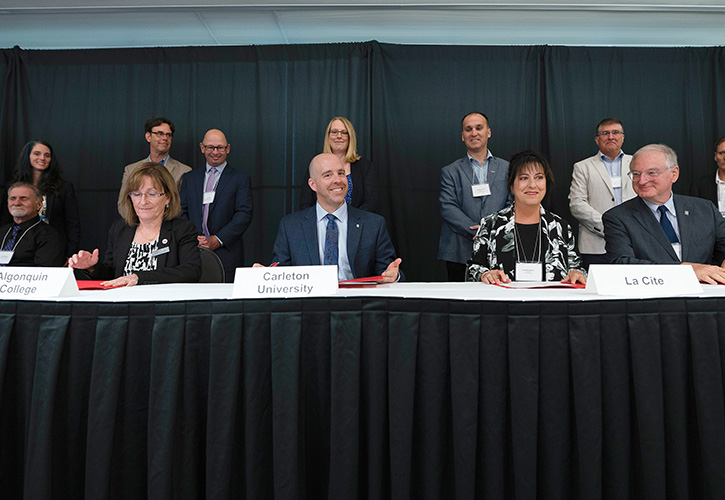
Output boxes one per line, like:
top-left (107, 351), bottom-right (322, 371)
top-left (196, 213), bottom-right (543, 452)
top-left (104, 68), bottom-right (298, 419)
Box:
top-left (300, 116), bottom-right (379, 212)
top-left (69, 162), bottom-right (201, 286)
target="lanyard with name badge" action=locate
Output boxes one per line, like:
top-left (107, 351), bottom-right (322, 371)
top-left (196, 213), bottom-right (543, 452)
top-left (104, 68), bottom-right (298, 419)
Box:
top-left (0, 221), bottom-right (42, 265)
top-left (514, 220), bottom-right (543, 281)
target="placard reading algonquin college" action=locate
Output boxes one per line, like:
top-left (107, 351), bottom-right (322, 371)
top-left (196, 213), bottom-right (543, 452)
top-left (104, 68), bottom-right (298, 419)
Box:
top-left (233, 265), bottom-right (339, 298)
top-left (586, 264), bottom-right (702, 297)
top-left (0, 267), bottom-right (79, 299)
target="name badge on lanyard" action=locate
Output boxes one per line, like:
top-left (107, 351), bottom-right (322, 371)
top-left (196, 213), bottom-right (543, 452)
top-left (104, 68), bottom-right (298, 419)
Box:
top-left (203, 191), bottom-right (216, 204)
top-left (471, 183), bottom-right (491, 198)
top-left (611, 176), bottom-right (622, 188)
top-left (515, 262), bottom-right (542, 282)
top-left (0, 251), bottom-right (14, 265)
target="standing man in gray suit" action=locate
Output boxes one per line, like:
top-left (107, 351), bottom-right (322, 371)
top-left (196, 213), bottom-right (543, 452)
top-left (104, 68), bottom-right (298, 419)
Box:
top-left (118, 116), bottom-right (191, 213)
top-left (569, 117), bottom-right (635, 269)
top-left (603, 144), bottom-right (725, 284)
top-left (438, 112), bottom-right (510, 281)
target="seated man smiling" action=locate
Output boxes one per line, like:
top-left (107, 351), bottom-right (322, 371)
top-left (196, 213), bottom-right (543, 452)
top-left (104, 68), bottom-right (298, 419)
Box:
top-left (603, 144), bottom-right (725, 284)
top-left (268, 153), bottom-right (402, 282)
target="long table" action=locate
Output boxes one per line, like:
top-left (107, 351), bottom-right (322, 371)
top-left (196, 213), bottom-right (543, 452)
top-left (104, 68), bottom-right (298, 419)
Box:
top-left (1, 284), bottom-right (724, 499)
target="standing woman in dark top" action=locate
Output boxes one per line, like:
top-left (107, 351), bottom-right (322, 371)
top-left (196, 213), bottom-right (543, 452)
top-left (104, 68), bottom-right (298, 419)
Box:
top-left (300, 116), bottom-right (379, 212)
top-left (11, 140), bottom-right (80, 257)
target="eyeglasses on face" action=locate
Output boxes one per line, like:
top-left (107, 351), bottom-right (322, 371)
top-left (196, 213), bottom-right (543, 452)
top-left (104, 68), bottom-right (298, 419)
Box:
top-left (597, 130), bottom-right (624, 137)
top-left (202, 145), bottom-right (228, 152)
top-left (150, 131), bottom-right (173, 138)
top-left (129, 191), bottom-right (165, 199)
top-left (329, 129), bottom-right (349, 136)
top-left (627, 168), bottom-right (667, 181)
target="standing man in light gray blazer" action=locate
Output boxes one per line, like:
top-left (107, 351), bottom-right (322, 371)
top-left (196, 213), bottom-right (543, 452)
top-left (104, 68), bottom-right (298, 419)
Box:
top-left (603, 144), bottom-right (725, 284)
top-left (118, 116), bottom-right (191, 214)
top-left (569, 117), bottom-right (635, 269)
top-left (438, 112), bottom-right (509, 281)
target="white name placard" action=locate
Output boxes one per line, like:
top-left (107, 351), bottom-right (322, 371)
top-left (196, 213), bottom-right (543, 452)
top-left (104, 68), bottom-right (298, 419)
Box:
top-left (0, 267), bottom-right (79, 299)
top-left (233, 265), bottom-right (338, 298)
top-left (586, 264), bottom-right (702, 297)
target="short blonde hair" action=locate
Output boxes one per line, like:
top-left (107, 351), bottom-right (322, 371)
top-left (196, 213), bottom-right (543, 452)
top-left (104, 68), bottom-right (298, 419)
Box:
top-left (322, 116), bottom-right (361, 163)
top-left (119, 162), bottom-right (180, 226)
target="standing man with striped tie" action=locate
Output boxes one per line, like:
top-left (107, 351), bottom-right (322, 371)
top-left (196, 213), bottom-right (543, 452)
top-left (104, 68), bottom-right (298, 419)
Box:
top-left (603, 144), bottom-right (725, 284)
top-left (179, 129), bottom-right (253, 282)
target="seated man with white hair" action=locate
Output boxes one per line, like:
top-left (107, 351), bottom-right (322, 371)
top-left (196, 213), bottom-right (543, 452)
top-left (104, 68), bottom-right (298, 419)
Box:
top-left (603, 143), bottom-right (725, 284)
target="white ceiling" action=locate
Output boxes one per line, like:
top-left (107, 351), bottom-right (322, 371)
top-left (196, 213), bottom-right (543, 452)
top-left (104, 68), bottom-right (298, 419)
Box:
top-left (1, 1), bottom-right (725, 49)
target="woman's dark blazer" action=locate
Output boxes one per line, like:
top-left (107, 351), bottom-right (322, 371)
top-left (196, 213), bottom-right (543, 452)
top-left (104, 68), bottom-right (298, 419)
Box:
top-left (46, 181), bottom-right (80, 257)
top-left (300, 158), bottom-right (379, 212)
top-left (88, 218), bottom-right (201, 284)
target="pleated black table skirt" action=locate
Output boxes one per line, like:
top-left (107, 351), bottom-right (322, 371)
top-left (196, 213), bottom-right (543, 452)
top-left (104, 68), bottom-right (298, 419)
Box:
top-left (1, 296), bottom-right (724, 500)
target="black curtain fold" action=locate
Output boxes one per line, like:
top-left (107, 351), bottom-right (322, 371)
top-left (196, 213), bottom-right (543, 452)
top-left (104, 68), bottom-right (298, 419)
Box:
top-left (2, 296), bottom-right (725, 499)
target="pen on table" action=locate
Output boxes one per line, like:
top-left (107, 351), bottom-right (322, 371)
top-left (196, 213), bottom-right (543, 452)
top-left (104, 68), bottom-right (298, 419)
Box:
top-left (270, 262), bottom-right (279, 267)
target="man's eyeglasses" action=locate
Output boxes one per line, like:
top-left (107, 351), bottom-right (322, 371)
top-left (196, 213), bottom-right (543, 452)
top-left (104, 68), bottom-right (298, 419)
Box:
top-left (329, 129), bottom-right (349, 136)
top-left (129, 191), bottom-right (165, 200)
top-left (627, 168), bottom-right (667, 181)
top-left (597, 130), bottom-right (624, 137)
top-left (150, 131), bottom-right (173, 139)
top-left (202, 145), bottom-right (228, 152)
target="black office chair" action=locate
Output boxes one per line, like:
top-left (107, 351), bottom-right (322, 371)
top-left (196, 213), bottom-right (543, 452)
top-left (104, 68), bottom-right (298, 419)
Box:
top-left (198, 246), bottom-right (225, 283)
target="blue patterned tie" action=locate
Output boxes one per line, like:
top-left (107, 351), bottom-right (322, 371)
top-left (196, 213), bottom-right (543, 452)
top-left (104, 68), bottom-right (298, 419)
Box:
top-left (2, 225), bottom-right (21, 251)
top-left (323, 213), bottom-right (338, 266)
top-left (658, 205), bottom-right (679, 243)
top-left (1, 225), bottom-right (21, 266)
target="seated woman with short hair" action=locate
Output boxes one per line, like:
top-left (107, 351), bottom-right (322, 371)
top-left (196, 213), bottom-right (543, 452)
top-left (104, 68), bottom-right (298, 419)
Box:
top-left (69, 162), bottom-right (201, 286)
top-left (466, 150), bottom-right (586, 285)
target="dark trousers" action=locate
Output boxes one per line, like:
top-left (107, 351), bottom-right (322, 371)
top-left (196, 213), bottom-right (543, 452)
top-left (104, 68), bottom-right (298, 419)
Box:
top-left (446, 261), bottom-right (467, 282)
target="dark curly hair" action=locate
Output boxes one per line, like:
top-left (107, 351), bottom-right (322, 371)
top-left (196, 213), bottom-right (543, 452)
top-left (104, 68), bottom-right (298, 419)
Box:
top-left (506, 150), bottom-right (555, 192)
top-left (13, 140), bottom-right (64, 195)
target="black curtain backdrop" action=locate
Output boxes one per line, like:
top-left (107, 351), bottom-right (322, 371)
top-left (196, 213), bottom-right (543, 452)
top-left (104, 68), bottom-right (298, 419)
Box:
top-left (1, 42), bottom-right (725, 280)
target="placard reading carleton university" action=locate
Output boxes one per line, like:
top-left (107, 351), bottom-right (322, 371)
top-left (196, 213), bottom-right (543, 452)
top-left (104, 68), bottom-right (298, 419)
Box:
top-left (233, 265), bottom-right (338, 298)
top-left (0, 268), bottom-right (79, 299)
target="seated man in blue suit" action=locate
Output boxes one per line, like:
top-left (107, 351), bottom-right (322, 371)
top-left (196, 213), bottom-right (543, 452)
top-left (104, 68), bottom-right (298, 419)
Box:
top-left (603, 143), bottom-right (725, 284)
top-left (270, 153), bottom-right (402, 282)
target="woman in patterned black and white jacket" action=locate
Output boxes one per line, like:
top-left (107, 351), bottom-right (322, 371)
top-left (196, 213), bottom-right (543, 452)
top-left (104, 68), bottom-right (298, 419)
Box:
top-left (466, 150), bottom-right (587, 285)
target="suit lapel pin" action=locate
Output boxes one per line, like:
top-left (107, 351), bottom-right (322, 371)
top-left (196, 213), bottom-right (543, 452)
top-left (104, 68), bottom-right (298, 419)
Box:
top-left (356, 224), bottom-right (360, 228)
top-left (684, 211), bottom-right (689, 216)
top-left (162, 238), bottom-right (168, 244)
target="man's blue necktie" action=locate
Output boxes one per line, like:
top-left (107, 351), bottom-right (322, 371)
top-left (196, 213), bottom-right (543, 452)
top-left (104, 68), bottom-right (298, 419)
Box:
top-left (2, 225), bottom-right (20, 251)
top-left (1, 225), bottom-right (21, 267)
top-left (658, 205), bottom-right (679, 243)
top-left (323, 213), bottom-right (339, 265)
